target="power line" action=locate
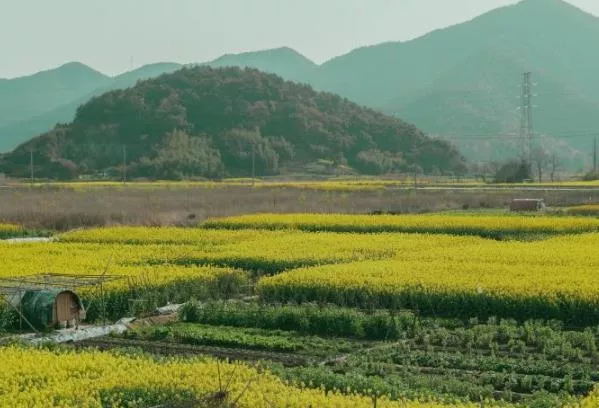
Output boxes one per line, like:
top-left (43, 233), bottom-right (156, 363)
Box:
top-left (435, 131), bottom-right (599, 141)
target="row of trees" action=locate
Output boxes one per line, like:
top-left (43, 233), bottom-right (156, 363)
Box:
top-left (472, 148), bottom-right (563, 183)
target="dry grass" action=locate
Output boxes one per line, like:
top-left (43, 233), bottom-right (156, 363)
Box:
top-left (0, 184), bottom-right (597, 230)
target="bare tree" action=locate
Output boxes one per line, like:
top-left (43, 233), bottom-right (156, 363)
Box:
top-left (550, 153), bottom-right (561, 183)
top-left (532, 147), bottom-right (550, 183)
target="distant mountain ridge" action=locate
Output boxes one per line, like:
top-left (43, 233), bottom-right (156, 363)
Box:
top-left (207, 47), bottom-right (317, 80)
top-left (0, 48), bottom-right (316, 153)
top-left (2, 0), bottom-right (599, 170)
top-left (0, 62), bottom-right (110, 145)
top-left (303, 0), bottom-right (599, 167)
top-left (0, 62), bottom-right (183, 152)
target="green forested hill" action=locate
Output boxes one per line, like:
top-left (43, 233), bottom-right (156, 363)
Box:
top-left (4, 0), bottom-right (598, 169)
top-left (0, 67), bottom-right (465, 179)
top-left (0, 49), bottom-right (314, 153)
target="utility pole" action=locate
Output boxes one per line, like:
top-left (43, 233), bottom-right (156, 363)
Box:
top-left (594, 135), bottom-right (597, 175)
top-left (122, 145), bottom-right (127, 184)
top-left (520, 72), bottom-right (534, 164)
top-left (252, 126), bottom-right (259, 185)
top-left (29, 151), bottom-right (34, 184)
top-left (251, 143), bottom-right (256, 184)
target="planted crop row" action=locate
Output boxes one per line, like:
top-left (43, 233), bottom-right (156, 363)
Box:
top-left (0, 223), bottom-right (23, 239)
top-left (567, 205), bottom-right (599, 217)
top-left (180, 302), bottom-right (599, 355)
top-left (180, 302), bottom-right (415, 340)
top-left (257, 232), bottom-right (599, 325)
top-left (176, 304), bottom-right (590, 405)
top-left (0, 345), bottom-right (494, 408)
top-left (127, 323), bottom-right (300, 353)
top-left (60, 227), bottom-right (471, 274)
top-left (203, 213), bottom-right (599, 238)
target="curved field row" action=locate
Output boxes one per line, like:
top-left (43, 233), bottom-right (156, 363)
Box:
top-left (59, 228), bottom-right (477, 274)
top-left (203, 213), bottom-right (599, 238)
top-left (257, 233), bottom-right (599, 324)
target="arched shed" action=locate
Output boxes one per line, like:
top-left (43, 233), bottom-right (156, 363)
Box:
top-left (18, 289), bottom-right (86, 329)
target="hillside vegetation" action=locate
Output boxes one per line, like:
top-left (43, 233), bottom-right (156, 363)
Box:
top-left (305, 0), bottom-right (599, 165)
top-left (0, 67), bottom-right (465, 179)
top-left (4, 0), bottom-right (596, 168)
top-left (0, 63), bottom-right (182, 152)
top-left (0, 49), bottom-right (311, 152)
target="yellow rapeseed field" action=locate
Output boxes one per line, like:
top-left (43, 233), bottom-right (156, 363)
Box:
top-left (0, 223), bottom-right (22, 234)
top-left (203, 213), bottom-right (599, 237)
top-left (257, 232), bottom-right (599, 323)
top-left (567, 204), bottom-right (599, 216)
top-left (58, 227), bottom-right (479, 273)
top-left (0, 346), bottom-right (497, 408)
top-left (6, 216), bottom-right (599, 323)
top-left (0, 241), bottom-right (242, 289)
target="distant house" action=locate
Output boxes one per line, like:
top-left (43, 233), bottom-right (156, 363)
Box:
top-left (510, 199), bottom-right (546, 212)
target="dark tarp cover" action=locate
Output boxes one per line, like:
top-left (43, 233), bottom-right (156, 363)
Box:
top-left (19, 289), bottom-right (81, 329)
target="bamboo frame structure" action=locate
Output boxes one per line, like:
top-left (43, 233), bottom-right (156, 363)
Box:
top-left (0, 273), bottom-right (125, 333)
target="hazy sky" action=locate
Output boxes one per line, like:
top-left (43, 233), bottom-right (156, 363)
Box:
top-left (1, 0), bottom-right (598, 79)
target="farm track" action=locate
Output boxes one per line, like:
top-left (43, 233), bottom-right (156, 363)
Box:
top-left (74, 337), bottom-right (310, 366)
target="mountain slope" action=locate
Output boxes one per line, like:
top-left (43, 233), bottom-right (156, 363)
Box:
top-left (0, 63), bottom-right (182, 152)
top-left (304, 0), bottom-right (599, 165)
top-left (0, 67), bottom-right (466, 179)
top-left (207, 47), bottom-right (317, 81)
top-left (0, 62), bottom-right (109, 131)
top-left (0, 48), bottom-right (316, 153)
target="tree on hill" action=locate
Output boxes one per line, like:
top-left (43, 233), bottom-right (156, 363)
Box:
top-left (1, 66), bottom-right (466, 179)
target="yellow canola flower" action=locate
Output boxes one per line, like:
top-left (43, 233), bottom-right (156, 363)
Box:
top-left (0, 241), bottom-right (244, 295)
top-left (567, 204), bottom-right (599, 216)
top-left (58, 227), bottom-right (480, 270)
top-left (204, 213), bottom-right (599, 235)
top-left (256, 232), bottom-right (599, 321)
top-left (0, 223), bottom-right (22, 233)
top-left (0, 346), bottom-right (496, 408)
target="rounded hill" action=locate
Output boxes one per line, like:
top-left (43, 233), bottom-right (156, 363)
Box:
top-left (1, 66), bottom-right (466, 179)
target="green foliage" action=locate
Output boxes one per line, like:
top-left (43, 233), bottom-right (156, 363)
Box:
top-left (139, 129), bottom-right (223, 179)
top-left (259, 281), bottom-right (599, 326)
top-left (2, 67), bottom-right (466, 179)
top-left (85, 272), bottom-right (248, 322)
top-left (0, 63), bottom-right (183, 153)
top-left (494, 159), bottom-right (532, 183)
top-left (180, 301), bottom-right (413, 340)
top-left (129, 323), bottom-right (300, 352)
top-left (170, 305), bottom-right (591, 405)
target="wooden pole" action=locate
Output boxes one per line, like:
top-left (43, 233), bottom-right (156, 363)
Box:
top-left (30, 151), bottom-right (34, 184)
